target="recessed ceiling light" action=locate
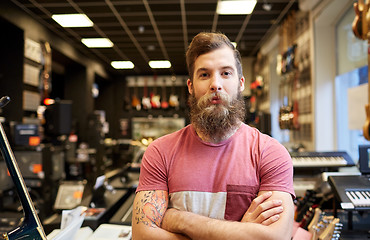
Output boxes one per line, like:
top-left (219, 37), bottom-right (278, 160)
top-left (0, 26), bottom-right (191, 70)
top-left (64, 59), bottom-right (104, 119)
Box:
top-left (148, 60), bottom-right (172, 69)
top-left (262, 2), bottom-right (272, 11)
top-left (147, 45), bottom-right (155, 51)
top-left (52, 14), bottom-right (93, 27)
top-left (111, 61), bottom-right (135, 69)
top-left (217, 0), bottom-right (257, 15)
top-left (81, 38), bottom-right (114, 48)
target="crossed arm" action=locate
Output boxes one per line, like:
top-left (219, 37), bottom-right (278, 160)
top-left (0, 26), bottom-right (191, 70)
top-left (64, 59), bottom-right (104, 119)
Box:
top-left (132, 190), bottom-right (294, 240)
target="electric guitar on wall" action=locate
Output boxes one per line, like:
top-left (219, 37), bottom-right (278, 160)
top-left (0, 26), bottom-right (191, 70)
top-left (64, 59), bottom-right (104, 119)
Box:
top-left (0, 96), bottom-right (47, 240)
top-left (40, 42), bottom-right (52, 102)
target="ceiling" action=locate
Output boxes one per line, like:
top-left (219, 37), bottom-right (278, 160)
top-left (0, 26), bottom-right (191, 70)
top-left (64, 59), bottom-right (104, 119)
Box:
top-left (10, 0), bottom-right (298, 77)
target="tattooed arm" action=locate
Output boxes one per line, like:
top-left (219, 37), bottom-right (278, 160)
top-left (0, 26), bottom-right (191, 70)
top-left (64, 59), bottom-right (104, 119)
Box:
top-left (132, 190), bottom-right (191, 240)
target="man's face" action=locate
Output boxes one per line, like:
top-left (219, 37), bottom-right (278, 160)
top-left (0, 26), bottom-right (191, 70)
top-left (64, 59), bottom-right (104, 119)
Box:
top-left (187, 46), bottom-right (246, 141)
top-left (187, 46), bottom-right (244, 102)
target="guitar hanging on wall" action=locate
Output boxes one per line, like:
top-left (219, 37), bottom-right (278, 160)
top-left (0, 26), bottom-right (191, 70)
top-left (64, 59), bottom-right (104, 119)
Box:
top-left (352, 0), bottom-right (370, 140)
top-left (40, 42), bottom-right (52, 103)
top-left (0, 96), bottom-right (47, 240)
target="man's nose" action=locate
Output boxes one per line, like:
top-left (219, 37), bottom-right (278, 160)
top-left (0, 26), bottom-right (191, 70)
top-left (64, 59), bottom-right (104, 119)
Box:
top-left (210, 75), bottom-right (222, 92)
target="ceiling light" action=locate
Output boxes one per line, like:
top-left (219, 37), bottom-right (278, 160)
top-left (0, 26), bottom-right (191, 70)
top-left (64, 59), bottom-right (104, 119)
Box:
top-left (217, 0), bottom-right (257, 15)
top-left (147, 45), bottom-right (155, 51)
top-left (111, 61), bottom-right (135, 69)
top-left (52, 14), bottom-right (93, 27)
top-left (149, 60), bottom-right (171, 69)
top-left (262, 1), bottom-right (272, 11)
top-left (81, 38), bottom-right (114, 48)
top-left (231, 42), bottom-right (237, 48)
top-left (138, 25), bottom-right (145, 33)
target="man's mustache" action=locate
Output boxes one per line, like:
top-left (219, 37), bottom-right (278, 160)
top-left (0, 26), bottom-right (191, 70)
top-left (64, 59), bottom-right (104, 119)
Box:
top-left (197, 92), bottom-right (230, 108)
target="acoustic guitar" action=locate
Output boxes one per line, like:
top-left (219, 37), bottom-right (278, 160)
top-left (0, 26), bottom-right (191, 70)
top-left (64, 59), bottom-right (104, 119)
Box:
top-left (131, 78), bottom-right (141, 111)
top-left (352, 0), bottom-right (370, 140)
top-left (150, 75), bottom-right (161, 109)
top-left (0, 96), bottom-right (47, 240)
top-left (364, 1), bottom-right (370, 140)
top-left (142, 77), bottom-right (151, 110)
top-left (169, 77), bottom-right (179, 110)
top-left (161, 78), bottom-right (169, 109)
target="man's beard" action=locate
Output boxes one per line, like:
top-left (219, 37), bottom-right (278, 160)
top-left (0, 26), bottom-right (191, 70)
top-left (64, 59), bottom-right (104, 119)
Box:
top-left (188, 90), bottom-right (246, 142)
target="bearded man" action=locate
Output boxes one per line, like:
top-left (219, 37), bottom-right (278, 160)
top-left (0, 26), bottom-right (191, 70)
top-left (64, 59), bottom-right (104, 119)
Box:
top-left (132, 32), bottom-right (295, 240)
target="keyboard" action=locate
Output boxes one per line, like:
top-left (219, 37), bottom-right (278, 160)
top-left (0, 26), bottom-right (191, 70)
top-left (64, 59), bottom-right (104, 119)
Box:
top-left (345, 189), bottom-right (370, 208)
top-left (290, 151), bottom-right (354, 168)
top-left (328, 175), bottom-right (370, 210)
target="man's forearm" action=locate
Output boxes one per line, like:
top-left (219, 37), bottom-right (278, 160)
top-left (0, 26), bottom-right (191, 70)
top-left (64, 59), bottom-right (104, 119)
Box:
top-left (132, 190), bottom-right (191, 240)
top-left (162, 209), bottom-right (292, 240)
top-left (132, 224), bottom-right (191, 240)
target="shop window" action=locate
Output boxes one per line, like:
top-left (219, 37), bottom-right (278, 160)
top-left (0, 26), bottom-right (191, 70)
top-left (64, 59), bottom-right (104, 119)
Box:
top-left (335, 66), bottom-right (368, 162)
top-left (335, 5), bottom-right (369, 163)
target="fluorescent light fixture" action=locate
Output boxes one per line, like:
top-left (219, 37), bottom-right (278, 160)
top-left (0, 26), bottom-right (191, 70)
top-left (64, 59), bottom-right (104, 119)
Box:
top-left (217, 0), bottom-right (257, 15)
top-left (111, 61), bottom-right (135, 69)
top-left (81, 38), bottom-right (113, 48)
top-left (52, 14), bottom-right (93, 27)
top-left (149, 60), bottom-right (172, 69)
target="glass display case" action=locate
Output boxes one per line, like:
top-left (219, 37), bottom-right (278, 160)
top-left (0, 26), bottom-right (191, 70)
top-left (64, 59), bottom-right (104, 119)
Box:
top-left (131, 117), bottom-right (185, 143)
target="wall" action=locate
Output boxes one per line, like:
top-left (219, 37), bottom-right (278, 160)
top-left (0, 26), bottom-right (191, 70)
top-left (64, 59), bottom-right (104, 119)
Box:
top-left (241, 57), bottom-right (254, 96)
top-left (0, 17), bottom-right (24, 122)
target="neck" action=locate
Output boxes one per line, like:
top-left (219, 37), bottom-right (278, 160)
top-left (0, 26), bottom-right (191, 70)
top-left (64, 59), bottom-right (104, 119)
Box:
top-left (194, 121), bottom-right (242, 143)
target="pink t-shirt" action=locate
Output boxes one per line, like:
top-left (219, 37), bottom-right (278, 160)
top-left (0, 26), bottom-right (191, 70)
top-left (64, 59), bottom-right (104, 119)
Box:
top-left (137, 123), bottom-right (295, 221)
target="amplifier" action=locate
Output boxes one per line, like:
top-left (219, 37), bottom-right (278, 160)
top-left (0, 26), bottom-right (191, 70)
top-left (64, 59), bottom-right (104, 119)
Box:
top-left (14, 145), bottom-right (65, 181)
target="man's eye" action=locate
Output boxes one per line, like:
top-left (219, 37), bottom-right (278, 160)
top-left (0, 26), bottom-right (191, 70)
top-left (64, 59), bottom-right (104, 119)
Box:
top-left (223, 71), bottom-right (232, 76)
top-left (199, 73), bottom-right (208, 78)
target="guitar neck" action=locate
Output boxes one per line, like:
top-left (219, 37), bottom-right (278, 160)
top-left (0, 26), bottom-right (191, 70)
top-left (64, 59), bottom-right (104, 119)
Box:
top-left (0, 123), bottom-right (47, 240)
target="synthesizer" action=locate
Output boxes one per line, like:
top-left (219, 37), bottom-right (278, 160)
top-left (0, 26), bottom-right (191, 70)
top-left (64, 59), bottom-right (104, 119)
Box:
top-left (290, 151), bottom-right (355, 168)
top-left (328, 175), bottom-right (370, 210)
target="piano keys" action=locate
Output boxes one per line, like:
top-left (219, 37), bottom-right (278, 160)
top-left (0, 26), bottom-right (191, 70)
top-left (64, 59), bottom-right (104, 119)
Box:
top-left (290, 151), bottom-right (354, 168)
top-left (345, 189), bottom-right (370, 208)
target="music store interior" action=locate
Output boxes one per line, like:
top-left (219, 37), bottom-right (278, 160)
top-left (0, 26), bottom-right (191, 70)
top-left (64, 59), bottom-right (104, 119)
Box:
top-left (0, 0), bottom-right (369, 239)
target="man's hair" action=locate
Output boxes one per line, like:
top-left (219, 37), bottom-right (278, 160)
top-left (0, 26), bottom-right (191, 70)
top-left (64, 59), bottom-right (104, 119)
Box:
top-left (186, 32), bottom-right (243, 81)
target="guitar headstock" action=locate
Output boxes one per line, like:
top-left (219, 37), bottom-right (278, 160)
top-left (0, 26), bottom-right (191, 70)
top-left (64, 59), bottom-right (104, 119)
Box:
top-left (317, 217), bottom-right (342, 240)
top-left (307, 207), bottom-right (322, 234)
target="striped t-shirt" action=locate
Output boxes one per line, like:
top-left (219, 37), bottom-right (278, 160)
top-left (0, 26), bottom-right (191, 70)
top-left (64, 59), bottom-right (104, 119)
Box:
top-left (136, 123), bottom-right (295, 221)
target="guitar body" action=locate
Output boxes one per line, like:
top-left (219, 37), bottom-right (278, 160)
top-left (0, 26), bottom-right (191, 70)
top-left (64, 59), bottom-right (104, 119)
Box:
top-left (363, 104), bottom-right (370, 140)
top-left (131, 95), bottom-right (141, 111)
top-left (352, 0), bottom-right (370, 140)
top-left (142, 96), bottom-right (151, 110)
top-left (169, 94), bottom-right (179, 109)
top-left (0, 97), bottom-right (47, 240)
top-left (4, 223), bottom-right (45, 240)
top-left (150, 93), bottom-right (161, 109)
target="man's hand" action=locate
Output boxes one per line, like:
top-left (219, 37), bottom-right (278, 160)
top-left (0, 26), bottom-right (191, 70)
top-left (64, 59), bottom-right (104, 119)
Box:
top-left (241, 191), bottom-right (284, 225)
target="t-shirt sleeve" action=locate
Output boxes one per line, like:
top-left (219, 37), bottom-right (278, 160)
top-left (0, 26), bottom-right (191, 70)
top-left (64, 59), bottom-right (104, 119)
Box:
top-left (259, 138), bottom-right (295, 198)
top-left (136, 140), bottom-right (169, 193)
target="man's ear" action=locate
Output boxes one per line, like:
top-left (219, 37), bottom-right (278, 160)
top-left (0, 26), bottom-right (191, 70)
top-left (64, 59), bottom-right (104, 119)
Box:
top-left (187, 78), bottom-right (193, 95)
top-left (240, 76), bottom-right (245, 92)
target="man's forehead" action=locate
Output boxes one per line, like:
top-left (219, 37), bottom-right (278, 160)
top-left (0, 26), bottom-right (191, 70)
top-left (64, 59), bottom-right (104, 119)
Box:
top-left (194, 48), bottom-right (236, 70)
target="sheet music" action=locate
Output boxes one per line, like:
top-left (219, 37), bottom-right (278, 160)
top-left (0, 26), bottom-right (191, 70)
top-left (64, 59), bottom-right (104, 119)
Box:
top-left (49, 206), bottom-right (86, 240)
top-left (88, 224), bottom-right (132, 240)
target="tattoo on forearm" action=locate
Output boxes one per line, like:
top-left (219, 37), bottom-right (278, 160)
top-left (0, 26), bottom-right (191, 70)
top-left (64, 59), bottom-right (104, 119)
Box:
top-left (134, 191), bottom-right (168, 228)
